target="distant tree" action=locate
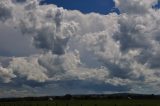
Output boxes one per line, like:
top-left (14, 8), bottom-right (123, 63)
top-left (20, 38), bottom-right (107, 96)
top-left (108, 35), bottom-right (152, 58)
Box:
top-left (64, 94), bottom-right (72, 100)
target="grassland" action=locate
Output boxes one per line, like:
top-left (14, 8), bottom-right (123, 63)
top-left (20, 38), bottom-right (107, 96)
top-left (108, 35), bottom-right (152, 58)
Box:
top-left (0, 99), bottom-right (160, 106)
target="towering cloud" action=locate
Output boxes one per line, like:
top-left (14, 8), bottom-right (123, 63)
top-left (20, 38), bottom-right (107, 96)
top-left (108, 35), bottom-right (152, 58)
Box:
top-left (0, 0), bottom-right (160, 97)
top-left (115, 0), bottom-right (157, 14)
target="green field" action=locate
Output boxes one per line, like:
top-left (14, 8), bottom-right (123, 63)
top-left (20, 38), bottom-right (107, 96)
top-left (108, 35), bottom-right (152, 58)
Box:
top-left (0, 99), bottom-right (160, 106)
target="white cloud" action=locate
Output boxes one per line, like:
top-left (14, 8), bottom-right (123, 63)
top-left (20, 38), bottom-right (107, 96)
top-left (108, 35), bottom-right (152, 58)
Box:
top-left (115, 0), bottom-right (157, 14)
top-left (0, 0), bottom-right (160, 96)
top-left (0, 66), bottom-right (16, 83)
top-left (9, 56), bottom-right (49, 82)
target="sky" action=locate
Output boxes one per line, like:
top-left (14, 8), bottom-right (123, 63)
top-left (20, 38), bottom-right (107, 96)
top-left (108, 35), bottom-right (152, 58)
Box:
top-left (40, 0), bottom-right (119, 14)
top-left (0, 0), bottom-right (160, 97)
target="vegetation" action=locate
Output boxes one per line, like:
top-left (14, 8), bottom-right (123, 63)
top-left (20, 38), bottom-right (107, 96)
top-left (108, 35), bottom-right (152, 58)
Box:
top-left (0, 94), bottom-right (160, 106)
top-left (0, 99), bottom-right (160, 106)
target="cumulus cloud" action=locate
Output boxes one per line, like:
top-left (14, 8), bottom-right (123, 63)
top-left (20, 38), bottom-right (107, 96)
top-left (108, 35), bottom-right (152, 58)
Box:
top-left (0, 66), bottom-right (16, 83)
top-left (0, 0), bottom-right (13, 21)
top-left (9, 56), bottom-right (49, 82)
top-left (0, 0), bottom-right (160, 96)
top-left (115, 0), bottom-right (157, 14)
top-left (0, 22), bottom-right (40, 57)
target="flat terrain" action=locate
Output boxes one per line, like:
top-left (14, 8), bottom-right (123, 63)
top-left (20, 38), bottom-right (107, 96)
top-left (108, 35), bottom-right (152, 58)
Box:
top-left (0, 99), bottom-right (160, 106)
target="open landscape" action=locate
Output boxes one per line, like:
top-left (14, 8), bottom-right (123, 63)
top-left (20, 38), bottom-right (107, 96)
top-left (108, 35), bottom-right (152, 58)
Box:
top-left (0, 94), bottom-right (160, 106)
top-left (1, 99), bottom-right (160, 106)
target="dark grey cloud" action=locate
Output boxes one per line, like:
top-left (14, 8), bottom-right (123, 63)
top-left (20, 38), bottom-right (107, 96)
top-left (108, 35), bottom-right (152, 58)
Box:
top-left (0, 0), bottom-right (13, 21)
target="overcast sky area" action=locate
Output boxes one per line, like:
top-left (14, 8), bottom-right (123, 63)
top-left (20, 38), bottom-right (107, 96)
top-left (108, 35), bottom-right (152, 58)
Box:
top-left (0, 0), bottom-right (160, 97)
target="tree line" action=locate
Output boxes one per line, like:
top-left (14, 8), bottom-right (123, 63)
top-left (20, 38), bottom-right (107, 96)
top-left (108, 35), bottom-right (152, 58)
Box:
top-left (0, 93), bottom-right (159, 102)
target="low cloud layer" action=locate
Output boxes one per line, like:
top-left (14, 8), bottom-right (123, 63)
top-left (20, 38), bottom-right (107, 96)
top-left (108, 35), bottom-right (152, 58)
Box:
top-left (0, 0), bottom-right (160, 97)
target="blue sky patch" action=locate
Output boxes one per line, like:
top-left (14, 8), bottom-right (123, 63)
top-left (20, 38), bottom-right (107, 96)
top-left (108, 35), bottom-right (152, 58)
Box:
top-left (40, 0), bottom-right (119, 14)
